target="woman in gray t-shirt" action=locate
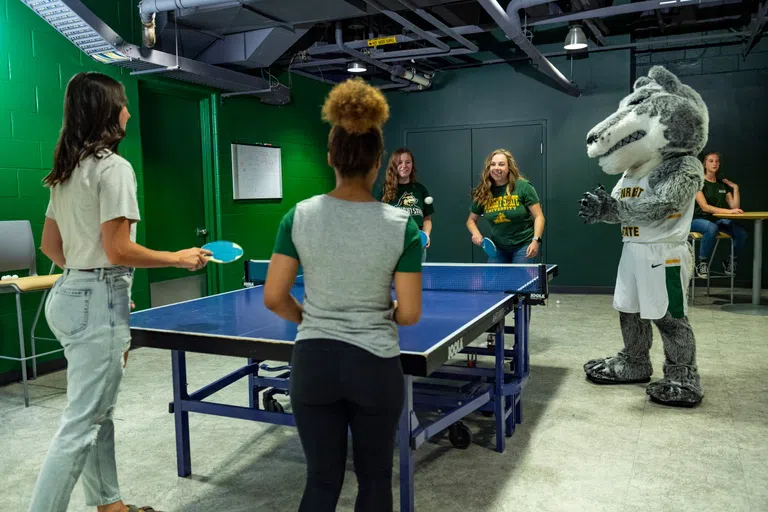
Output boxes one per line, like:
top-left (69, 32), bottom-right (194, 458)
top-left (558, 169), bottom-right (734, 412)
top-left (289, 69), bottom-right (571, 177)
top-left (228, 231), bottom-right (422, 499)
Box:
top-left (264, 77), bottom-right (423, 511)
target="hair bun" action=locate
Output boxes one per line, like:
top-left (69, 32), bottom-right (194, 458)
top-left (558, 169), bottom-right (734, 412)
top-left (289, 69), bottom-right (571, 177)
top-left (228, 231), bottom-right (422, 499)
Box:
top-left (322, 77), bottom-right (389, 134)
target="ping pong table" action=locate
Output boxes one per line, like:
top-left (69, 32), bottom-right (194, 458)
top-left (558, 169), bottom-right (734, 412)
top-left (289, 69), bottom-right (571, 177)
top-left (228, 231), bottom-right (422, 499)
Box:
top-left (130, 261), bottom-right (558, 512)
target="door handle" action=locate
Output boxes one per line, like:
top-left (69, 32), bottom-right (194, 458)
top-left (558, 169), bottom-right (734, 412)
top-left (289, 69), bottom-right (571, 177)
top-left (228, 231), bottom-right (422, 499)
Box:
top-left (196, 228), bottom-right (208, 237)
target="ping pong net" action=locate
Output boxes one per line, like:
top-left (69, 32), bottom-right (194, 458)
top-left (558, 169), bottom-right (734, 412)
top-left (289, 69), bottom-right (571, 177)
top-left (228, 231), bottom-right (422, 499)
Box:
top-left (244, 260), bottom-right (552, 297)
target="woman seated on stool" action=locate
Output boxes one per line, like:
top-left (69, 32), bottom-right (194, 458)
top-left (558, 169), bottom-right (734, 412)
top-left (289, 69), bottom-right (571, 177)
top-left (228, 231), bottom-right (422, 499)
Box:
top-left (691, 151), bottom-right (748, 278)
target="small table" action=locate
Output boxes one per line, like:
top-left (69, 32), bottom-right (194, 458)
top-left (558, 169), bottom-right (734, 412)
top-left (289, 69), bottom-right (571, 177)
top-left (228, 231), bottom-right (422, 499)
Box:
top-left (713, 211), bottom-right (768, 315)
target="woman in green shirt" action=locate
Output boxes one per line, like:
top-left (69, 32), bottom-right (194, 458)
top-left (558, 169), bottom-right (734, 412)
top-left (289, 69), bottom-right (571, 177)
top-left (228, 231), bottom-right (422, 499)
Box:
top-left (466, 149), bottom-right (545, 263)
top-left (690, 151), bottom-right (747, 278)
top-left (379, 148), bottom-right (434, 260)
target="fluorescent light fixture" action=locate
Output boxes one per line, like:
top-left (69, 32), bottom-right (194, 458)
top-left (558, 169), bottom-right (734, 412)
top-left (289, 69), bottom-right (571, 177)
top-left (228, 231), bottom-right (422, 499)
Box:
top-left (564, 25), bottom-right (588, 50)
top-left (659, 1), bottom-right (678, 5)
top-left (348, 61), bottom-right (367, 73)
top-left (21, 0), bottom-right (130, 63)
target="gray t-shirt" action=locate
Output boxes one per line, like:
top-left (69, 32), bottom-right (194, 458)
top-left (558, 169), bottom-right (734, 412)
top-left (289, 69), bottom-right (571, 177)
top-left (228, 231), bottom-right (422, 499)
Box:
top-left (273, 194), bottom-right (422, 358)
top-left (45, 152), bottom-right (140, 269)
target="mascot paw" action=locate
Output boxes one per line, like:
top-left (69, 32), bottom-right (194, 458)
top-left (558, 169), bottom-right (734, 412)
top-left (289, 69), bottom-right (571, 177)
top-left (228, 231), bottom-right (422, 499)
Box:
top-left (646, 379), bottom-right (703, 408)
top-left (578, 185), bottom-right (612, 224)
top-left (584, 354), bottom-right (653, 384)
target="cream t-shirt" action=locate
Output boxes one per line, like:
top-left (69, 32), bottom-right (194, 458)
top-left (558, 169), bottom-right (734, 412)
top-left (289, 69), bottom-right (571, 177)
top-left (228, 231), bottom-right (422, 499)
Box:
top-left (45, 151), bottom-right (140, 269)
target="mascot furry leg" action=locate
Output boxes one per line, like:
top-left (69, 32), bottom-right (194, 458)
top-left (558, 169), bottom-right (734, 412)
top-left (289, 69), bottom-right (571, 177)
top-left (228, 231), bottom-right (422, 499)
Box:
top-left (578, 65), bottom-right (708, 408)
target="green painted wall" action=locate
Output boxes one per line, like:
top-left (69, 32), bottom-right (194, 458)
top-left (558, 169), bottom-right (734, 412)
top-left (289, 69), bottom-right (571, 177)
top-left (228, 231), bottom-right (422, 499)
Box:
top-left (0, 0), bottom-right (150, 377)
top-left (216, 74), bottom-right (334, 292)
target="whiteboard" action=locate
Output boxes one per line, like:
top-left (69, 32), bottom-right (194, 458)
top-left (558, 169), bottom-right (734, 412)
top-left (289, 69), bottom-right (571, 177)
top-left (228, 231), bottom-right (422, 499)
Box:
top-left (231, 143), bottom-right (282, 200)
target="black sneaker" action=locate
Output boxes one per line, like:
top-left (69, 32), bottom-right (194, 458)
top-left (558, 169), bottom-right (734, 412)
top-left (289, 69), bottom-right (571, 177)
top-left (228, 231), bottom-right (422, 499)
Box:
top-left (722, 259), bottom-right (736, 276)
top-left (695, 260), bottom-right (709, 279)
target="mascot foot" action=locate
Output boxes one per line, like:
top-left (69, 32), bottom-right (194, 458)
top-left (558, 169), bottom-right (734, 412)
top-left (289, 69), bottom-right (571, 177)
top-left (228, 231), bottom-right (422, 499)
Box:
top-left (584, 354), bottom-right (652, 385)
top-left (645, 365), bottom-right (703, 407)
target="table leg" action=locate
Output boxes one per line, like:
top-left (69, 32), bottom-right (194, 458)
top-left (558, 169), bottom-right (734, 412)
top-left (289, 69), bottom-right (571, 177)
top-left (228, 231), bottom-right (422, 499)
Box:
top-left (171, 350), bottom-right (192, 477)
top-left (248, 358), bottom-right (257, 409)
top-left (399, 375), bottom-right (415, 512)
top-left (723, 219), bottom-right (767, 315)
top-left (752, 219), bottom-right (763, 306)
top-left (494, 319), bottom-right (505, 453)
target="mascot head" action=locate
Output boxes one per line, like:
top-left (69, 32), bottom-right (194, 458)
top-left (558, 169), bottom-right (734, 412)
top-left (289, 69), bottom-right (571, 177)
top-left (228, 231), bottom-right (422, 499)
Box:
top-left (586, 66), bottom-right (709, 175)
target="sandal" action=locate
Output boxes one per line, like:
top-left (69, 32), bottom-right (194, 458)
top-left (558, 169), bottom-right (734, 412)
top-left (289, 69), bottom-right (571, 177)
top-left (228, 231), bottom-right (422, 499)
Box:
top-left (127, 506), bottom-right (160, 512)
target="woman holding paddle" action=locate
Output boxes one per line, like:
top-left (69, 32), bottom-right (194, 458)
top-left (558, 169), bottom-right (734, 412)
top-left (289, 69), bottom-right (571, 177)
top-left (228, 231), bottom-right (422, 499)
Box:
top-left (31, 72), bottom-right (209, 512)
top-left (466, 149), bottom-right (545, 263)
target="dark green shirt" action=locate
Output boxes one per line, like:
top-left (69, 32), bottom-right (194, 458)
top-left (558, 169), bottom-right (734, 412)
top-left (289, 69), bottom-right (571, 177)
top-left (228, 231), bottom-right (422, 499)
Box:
top-left (378, 182), bottom-right (434, 229)
top-left (470, 179), bottom-right (540, 249)
top-left (694, 179), bottom-right (732, 221)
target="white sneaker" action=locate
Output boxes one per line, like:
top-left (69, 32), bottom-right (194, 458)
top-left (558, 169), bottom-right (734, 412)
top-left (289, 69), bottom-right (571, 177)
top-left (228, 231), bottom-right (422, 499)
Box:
top-left (695, 260), bottom-right (709, 279)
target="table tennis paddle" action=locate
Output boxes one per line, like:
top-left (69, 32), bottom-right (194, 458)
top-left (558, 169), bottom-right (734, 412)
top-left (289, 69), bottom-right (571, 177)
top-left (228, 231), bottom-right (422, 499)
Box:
top-left (202, 240), bottom-right (244, 264)
top-left (482, 237), bottom-right (497, 258)
top-left (419, 230), bottom-right (429, 248)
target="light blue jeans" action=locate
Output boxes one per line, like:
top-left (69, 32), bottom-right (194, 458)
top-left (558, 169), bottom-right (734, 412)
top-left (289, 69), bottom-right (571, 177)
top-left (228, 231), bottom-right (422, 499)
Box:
top-left (488, 242), bottom-right (537, 264)
top-left (690, 218), bottom-right (748, 262)
top-left (29, 267), bottom-right (133, 512)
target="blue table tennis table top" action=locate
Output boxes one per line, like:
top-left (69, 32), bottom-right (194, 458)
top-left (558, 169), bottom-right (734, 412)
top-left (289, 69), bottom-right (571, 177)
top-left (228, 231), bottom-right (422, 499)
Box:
top-left (130, 263), bottom-right (557, 376)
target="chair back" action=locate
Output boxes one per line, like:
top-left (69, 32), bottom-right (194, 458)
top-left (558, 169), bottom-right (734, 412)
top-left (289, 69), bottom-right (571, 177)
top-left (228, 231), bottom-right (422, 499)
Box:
top-left (0, 221), bottom-right (38, 276)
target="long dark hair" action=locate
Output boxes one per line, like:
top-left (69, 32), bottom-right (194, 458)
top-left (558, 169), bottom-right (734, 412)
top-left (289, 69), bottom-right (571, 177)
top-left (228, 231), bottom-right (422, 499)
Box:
top-left (44, 72), bottom-right (128, 187)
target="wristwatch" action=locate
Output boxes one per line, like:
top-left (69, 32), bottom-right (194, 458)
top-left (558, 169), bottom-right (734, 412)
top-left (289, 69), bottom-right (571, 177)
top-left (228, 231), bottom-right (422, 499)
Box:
top-left (532, 236), bottom-right (542, 243)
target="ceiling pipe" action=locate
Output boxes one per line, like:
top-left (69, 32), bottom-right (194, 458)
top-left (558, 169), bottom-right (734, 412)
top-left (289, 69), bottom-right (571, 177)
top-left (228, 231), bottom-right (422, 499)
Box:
top-left (138, 0), bottom-right (237, 47)
top-left (333, 22), bottom-right (429, 89)
top-left (361, 0), bottom-right (450, 52)
top-left (527, 0), bottom-right (735, 26)
top-left (291, 48), bottom-right (475, 70)
top-left (477, 0), bottom-right (581, 97)
top-left (395, 0), bottom-right (479, 52)
top-left (308, 26), bottom-right (486, 56)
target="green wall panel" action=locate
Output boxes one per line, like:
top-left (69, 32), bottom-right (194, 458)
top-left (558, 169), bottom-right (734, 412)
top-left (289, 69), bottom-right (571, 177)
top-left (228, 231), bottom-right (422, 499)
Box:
top-left (0, 0), bottom-right (148, 377)
top-left (216, 74), bottom-right (333, 292)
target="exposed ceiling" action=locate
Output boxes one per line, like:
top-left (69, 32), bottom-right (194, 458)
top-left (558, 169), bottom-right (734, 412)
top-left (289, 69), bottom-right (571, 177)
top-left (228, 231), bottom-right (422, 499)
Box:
top-left (23, 0), bottom-right (767, 102)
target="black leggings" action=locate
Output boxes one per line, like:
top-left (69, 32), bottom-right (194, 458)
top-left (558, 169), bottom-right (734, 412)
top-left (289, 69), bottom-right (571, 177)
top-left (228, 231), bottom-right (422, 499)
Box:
top-left (289, 339), bottom-right (405, 512)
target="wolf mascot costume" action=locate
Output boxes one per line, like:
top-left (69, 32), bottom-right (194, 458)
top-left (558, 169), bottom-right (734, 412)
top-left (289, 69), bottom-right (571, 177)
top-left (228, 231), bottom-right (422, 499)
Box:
top-left (578, 66), bottom-right (708, 407)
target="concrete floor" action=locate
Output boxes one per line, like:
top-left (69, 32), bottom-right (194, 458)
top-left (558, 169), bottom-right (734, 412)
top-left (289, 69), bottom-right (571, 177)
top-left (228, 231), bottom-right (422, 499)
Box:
top-left (1, 289), bottom-right (766, 511)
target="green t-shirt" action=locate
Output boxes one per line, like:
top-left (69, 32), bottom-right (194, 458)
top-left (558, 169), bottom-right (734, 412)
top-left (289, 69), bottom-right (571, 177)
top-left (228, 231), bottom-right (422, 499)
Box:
top-left (378, 181), bottom-right (435, 229)
top-left (694, 178), bottom-right (732, 221)
top-left (470, 179), bottom-right (540, 249)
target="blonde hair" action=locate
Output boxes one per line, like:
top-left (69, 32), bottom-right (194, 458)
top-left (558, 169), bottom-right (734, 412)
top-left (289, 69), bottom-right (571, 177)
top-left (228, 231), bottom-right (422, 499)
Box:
top-left (471, 149), bottom-right (523, 207)
top-left (381, 148), bottom-right (416, 203)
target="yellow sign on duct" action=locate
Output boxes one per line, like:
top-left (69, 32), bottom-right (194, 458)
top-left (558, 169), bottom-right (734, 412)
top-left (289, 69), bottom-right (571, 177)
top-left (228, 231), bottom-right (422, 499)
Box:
top-left (368, 36), bottom-right (398, 47)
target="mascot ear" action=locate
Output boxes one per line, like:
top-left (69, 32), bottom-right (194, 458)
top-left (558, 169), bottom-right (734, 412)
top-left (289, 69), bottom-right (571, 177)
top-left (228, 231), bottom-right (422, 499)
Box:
top-left (648, 65), bottom-right (682, 94)
top-left (633, 76), bottom-right (653, 90)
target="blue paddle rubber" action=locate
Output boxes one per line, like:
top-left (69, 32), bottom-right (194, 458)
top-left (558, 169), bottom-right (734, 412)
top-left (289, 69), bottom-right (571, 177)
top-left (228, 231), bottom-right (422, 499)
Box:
top-left (419, 230), bottom-right (429, 248)
top-left (202, 240), bottom-right (244, 264)
top-left (482, 237), bottom-right (497, 258)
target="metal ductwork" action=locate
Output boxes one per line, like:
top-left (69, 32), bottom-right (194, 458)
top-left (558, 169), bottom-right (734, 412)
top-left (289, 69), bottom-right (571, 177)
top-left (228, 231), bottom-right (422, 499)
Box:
top-left (478, 0), bottom-right (581, 97)
top-left (138, 0), bottom-right (236, 48)
top-left (21, 0), bottom-right (289, 104)
top-left (198, 27), bottom-right (309, 68)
